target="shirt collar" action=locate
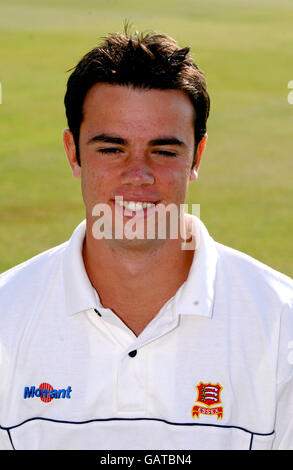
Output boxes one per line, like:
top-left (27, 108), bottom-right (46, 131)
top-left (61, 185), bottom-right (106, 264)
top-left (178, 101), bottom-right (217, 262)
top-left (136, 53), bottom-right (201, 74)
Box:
top-left (173, 214), bottom-right (218, 319)
top-left (62, 219), bottom-right (98, 316)
top-left (62, 215), bottom-right (218, 319)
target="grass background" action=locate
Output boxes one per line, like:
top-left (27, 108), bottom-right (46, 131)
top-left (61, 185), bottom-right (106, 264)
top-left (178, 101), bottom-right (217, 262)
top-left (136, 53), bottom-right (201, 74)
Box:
top-left (0, 0), bottom-right (292, 276)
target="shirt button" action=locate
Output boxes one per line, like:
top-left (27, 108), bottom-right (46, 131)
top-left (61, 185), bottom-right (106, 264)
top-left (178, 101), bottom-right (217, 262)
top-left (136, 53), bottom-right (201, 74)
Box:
top-left (128, 350), bottom-right (137, 358)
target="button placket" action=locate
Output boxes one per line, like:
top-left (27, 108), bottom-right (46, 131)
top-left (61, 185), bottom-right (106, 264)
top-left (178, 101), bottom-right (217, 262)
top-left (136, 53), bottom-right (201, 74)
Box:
top-left (116, 347), bottom-right (146, 413)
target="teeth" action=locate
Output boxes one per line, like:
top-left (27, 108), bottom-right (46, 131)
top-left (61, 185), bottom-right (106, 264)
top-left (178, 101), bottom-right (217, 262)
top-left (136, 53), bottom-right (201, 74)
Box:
top-left (142, 202), bottom-right (154, 209)
top-left (116, 200), bottom-right (155, 211)
top-left (128, 201), bottom-right (137, 211)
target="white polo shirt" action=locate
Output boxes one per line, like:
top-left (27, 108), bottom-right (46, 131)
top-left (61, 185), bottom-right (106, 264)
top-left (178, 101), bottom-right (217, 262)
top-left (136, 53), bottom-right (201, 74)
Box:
top-left (0, 216), bottom-right (292, 450)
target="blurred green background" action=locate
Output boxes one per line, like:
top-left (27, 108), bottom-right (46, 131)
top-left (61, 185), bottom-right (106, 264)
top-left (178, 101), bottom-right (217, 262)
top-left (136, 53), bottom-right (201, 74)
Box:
top-left (0, 0), bottom-right (292, 276)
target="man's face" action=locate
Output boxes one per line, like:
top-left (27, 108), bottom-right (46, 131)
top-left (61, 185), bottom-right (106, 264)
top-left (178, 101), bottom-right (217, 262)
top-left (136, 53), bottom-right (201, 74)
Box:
top-left (64, 83), bottom-right (206, 246)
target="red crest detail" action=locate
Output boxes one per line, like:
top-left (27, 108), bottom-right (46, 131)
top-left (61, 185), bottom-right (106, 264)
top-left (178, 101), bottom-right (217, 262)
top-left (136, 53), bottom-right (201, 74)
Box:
top-left (39, 382), bottom-right (54, 403)
top-left (196, 382), bottom-right (222, 407)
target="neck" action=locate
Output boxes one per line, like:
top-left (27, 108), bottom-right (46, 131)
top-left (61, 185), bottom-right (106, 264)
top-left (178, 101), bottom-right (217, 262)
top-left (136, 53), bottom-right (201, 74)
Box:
top-left (83, 215), bottom-right (195, 335)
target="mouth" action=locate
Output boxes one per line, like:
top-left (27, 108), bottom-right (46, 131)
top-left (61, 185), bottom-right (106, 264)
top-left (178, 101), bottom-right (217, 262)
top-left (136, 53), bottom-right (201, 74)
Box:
top-left (112, 198), bottom-right (160, 218)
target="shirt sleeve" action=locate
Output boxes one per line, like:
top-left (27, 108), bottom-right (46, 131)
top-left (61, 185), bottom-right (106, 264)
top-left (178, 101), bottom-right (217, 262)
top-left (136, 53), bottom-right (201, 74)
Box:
top-left (272, 299), bottom-right (293, 449)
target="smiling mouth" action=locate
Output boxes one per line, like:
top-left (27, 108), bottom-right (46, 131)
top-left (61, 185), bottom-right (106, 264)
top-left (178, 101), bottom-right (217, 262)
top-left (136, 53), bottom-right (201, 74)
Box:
top-left (115, 200), bottom-right (157, 211)
top-left (112, 198), bottom-right (161, 219)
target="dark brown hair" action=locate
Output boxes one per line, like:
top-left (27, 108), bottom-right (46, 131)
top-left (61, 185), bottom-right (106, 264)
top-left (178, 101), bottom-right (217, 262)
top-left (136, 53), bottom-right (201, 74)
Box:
top-left (64, 27), bottom-right (210, 166)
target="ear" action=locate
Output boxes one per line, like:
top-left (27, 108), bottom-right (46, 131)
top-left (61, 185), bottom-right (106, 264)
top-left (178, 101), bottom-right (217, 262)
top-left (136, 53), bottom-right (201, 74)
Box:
top-left (63, 129), bottom-right (81, 178)
top-left (190, 134), bottom-right (208, 181)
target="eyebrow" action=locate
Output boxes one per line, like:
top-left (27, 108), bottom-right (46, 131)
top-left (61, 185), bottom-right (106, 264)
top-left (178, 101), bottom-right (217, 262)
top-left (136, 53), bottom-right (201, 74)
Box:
top-left (149, 137), bottom-right (186, 147)
top-left (87, 134), bottom-right (126, 145)
top-left (87, 134), bottom-right (186, 147)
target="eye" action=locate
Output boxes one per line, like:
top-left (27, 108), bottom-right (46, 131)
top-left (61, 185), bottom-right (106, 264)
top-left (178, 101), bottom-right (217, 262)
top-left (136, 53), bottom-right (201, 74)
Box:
top-left (153, 150), bottom-right (177, 157)
top-left (98, 147), bottom-right (123, 154)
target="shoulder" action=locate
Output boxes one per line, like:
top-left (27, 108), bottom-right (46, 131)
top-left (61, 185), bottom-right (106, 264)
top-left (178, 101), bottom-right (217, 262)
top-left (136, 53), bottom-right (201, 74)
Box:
top-left (0, 241), bottom-right (67, 287)
top-left (212, 241), bottom-right (293, 387)
top-left (0, 242), bottom-right (68, 403)
top-left (215, 241), bottom-right (293, 307)
top-left (0, 242), bottom-right (68, 323)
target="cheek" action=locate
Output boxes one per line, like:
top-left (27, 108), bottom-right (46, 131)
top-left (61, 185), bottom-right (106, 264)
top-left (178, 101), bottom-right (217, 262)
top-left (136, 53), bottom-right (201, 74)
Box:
top-left (157, 169), bottom-right (190, 205)
top-left (80, 165), bottom-right (111, 205)
top-left (161, 163), bottom-right (192, 189)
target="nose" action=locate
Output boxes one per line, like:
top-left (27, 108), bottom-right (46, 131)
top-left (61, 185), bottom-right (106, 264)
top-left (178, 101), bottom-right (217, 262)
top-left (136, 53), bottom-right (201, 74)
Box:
top-left (121, 155), bottom-right (155, 186)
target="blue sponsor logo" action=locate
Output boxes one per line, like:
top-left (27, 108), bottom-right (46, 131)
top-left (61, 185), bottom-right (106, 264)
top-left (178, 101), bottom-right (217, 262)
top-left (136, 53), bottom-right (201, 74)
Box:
top-left (24, 384), bottom-right (72, 401)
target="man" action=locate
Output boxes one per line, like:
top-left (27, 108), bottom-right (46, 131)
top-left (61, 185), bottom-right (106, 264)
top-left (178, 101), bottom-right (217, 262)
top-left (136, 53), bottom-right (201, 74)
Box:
top-left (0, 28), bottom-right (292, 450)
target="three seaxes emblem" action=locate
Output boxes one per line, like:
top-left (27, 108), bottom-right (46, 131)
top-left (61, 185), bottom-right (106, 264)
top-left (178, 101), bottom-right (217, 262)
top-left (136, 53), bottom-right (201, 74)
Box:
top-left (192, 382), bottom-right (223, 420)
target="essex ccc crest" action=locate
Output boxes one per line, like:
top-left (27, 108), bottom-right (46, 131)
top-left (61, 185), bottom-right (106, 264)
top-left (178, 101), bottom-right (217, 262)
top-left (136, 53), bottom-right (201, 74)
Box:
top-left (192, 382), bottom-right (223, 420)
